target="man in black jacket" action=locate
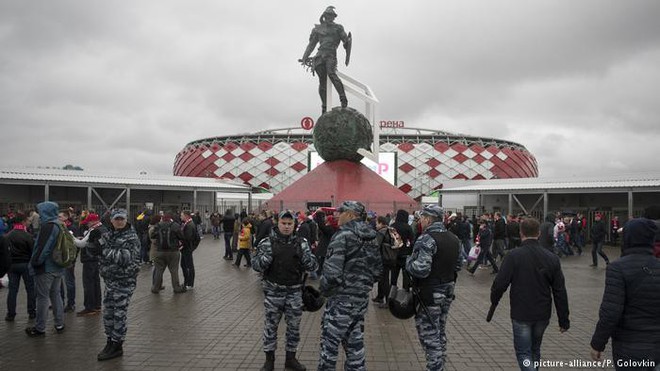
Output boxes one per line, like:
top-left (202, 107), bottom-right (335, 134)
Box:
top-left (492, 212), bottom-right (507, 260)
top-left (73, 213), bottom-right (107, 316)
top-left (590, 213), bottom-right (610, 267)
top-left (539, 214), bottom-right (555, 252)
top-left (490, 217), bottom-right (570, 371)
top-left (180, 211), bottom-right (199, 290)
top-left (4, 213), bottom-right (36, 321)
top-left (391, 209), bottom-right (414, 290)
top-left (590, 218), bottom-right (660, 369)
top-left (221, 209), bottom-right (235, 261)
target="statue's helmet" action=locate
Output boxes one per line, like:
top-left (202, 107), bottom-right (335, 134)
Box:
top-left (323, 6), bottom-right (337, 17)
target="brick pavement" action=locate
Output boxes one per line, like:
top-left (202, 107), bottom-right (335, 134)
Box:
top-left (0, 239), bottom-right (621, 370)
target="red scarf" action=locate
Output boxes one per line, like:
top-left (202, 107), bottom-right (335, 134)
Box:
top-left (13, 224), bottom-right (27, 231)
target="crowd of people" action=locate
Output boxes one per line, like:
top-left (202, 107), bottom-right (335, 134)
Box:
top-left (1, 201), bottom-right (659, 370)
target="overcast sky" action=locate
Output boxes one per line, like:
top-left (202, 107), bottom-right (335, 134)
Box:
top-left (1, 1), bottom-right (659, 179)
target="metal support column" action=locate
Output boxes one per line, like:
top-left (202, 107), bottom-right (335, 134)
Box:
top-left (543, 192), bottom-right (549, 217)
top-left (44, 183), bottom-right (50, 201)
top-left (87, 187), bottom-right (92, 211)
top-left (212, 191), bottom-right (218, 213)
top-left (193, 190), bottom-right (197, 212)
top-left (126, 188), bottom-right (131, 218)
top-left (247, 191), bottom-right (253, 214)
top-left (477, 193), bottom-right (482, 213)
top-left (628, 190), bottom-right (634, 218)
top-left (508, 194), bottom-right (513, 215)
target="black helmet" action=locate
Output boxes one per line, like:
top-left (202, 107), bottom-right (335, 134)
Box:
top-left (388, 287), bottom-right (417, 319)
top-left (302, 285), bottom-right (325, 312)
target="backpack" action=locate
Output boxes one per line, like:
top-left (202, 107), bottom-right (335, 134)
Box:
top-left (156, 223), bottom-right (178, 250)
top-left (188, 222), bottom-right (201, 250)
top-left (51, 223), bottom-right (77, 268)
top-left (377, 228), bottom-right (397, 266)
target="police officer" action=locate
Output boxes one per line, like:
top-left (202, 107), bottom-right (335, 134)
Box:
top-left (406, 205), bottom-right (462, 371)
top-left (318, 201), bottom-right (382, 370)
top-left (253, 210), bottom-right (318, 371)
top-left (97, 209), bottom-right (141, 361)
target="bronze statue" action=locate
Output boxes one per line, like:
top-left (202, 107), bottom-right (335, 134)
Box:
top-left (299, 6), bottom-right (352, 114)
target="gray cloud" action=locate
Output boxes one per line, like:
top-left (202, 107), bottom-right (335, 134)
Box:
top-left (1, 0), bottom-right (659, 178)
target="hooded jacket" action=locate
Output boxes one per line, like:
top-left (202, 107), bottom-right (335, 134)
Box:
top-left (30, 201), bottom-right (65, 275)
top-left (591, 218), bottom-right (660, 351)
top-left (320, 219), bottom-right (382, 299)
top-left (539, 214), bottom-right (555, 250)
top-left (392, 210), bottom-right (414, 257)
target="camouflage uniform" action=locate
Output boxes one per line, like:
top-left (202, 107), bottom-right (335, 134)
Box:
top-left (318, 203), bottom-right (381, 371)
top-left (252, 228), bottom-right (317, 353)
top-left (100, 222), bottom-right (141, 343)
top-left (406, 210), bottom-right (462, 371)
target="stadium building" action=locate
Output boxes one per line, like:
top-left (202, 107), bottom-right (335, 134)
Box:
top-left (173, 126), bottom-right (538, 200)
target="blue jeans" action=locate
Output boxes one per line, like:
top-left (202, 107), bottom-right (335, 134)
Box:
top-left (212, 226), bottom-right (220, 239)
top-left (60, 265), bottom-right (75, 307)
top-left (224, 232), bottom-right (233, 258)
top-left (592, 241), bottom-right (609, 266)
top-left (35, 271), bottom-right (64, 332)
top-left (512, 319), bottom-right (549, 371)
top-left (6, 263), bottom-right (36, 317)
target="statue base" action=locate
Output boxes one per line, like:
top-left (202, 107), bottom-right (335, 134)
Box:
top-left (266, 160), bottom-right (417, 215)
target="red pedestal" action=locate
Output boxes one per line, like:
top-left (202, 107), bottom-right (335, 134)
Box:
top-left (267, 160), bottom-right (418, 215)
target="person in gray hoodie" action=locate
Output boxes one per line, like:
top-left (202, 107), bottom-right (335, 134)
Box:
top-left (25, 201), bottom-right (66, 337)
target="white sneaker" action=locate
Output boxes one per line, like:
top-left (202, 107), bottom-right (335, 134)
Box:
top-left (186, 286), bottom-right (194, 290)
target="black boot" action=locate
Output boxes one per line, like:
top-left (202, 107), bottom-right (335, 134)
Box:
top-left (285, 351), bottom-right (306, 371)
top-left (98, 340), bottom-right (123, 361)
top-left (99, 338), bottom-right (112, 355)
top-left (260, 351), bottom-right (275, 371)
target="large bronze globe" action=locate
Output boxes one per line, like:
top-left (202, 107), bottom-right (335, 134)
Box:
top-left (313, 107), bottom-right (373, 162)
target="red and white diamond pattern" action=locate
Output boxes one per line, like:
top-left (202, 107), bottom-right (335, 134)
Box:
top-left (174, 139), bottom-right (538, 199)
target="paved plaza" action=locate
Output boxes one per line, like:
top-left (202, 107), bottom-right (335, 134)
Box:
top-left (0, 239), bottom-right (621, 370)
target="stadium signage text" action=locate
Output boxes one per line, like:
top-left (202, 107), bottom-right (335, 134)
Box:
top-left (379, 120), bottom-right (405, 129)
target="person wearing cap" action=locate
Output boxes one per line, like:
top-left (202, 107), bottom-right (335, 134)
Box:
top-left (590, 213), bottom-right (610, 267)
top-left (252, 210), bottom-right (318, 371)
top-left (590, 218), bottom-right (660, 368)
top-left (300, 6), bottom-right (351, 113)
top-left (73, 212), bottom-right (107, 316)
top-left (318, 201), bottom-right (382, 370)
top-left (25, 201), bottom-right (66, 337)
top-left (490, 216), bottom-right (570, 371)
top-left (406, 205), bottom-right (462, 371)
top-left (97, 208), bottom-right (141, 361)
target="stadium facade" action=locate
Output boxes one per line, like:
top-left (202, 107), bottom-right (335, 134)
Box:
top-left (173, 127), bottom-right (538, 200)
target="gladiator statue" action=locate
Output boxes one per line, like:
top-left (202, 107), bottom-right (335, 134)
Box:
top-left (299, 6), bottom-right (352, 114)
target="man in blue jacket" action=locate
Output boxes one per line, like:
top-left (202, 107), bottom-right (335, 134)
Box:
top-left (25, 201), bottom-right (66, 337)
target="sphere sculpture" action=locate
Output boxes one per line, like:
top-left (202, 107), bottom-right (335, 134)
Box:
top-left (313, 107), bottom-right (372, 162)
